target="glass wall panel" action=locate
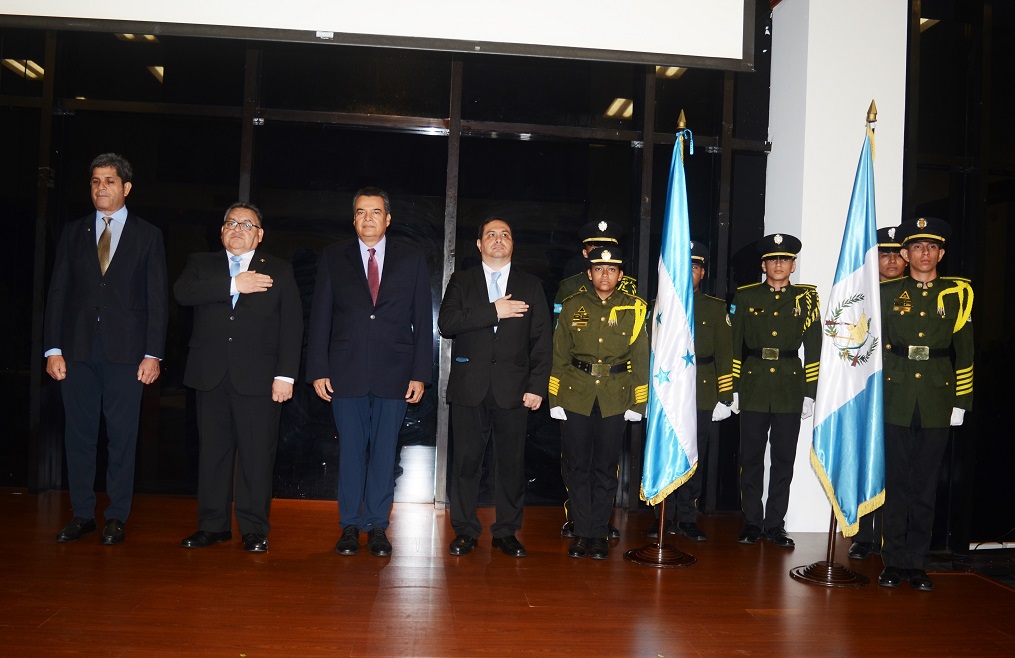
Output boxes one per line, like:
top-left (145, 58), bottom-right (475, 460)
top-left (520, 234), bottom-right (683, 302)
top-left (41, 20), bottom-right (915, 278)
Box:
top-left (260, 43), bottom-right (451, 116)
top-left (463, 54), bottom-right (641, 130)
top-left (0, 27), bottom-right (46, 97)
top-left (654, 68), bottom-right (723, 137)
top-left (56, 32), bottom-right (245, 106)
top-left (251, 123), bottom-right (447, 501)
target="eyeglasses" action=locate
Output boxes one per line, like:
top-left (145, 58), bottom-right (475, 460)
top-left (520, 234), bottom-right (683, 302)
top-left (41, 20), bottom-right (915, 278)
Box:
top-left (223, 220), bottom-right (261, 232)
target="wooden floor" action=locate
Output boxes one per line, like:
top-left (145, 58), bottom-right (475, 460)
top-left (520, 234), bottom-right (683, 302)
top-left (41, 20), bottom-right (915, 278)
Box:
top-left (3, 489), bottom-right (1014, 657)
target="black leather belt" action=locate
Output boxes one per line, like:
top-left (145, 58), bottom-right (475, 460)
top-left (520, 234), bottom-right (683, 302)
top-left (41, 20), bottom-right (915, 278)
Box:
top-left (697, 355), bottom-right (714, 365)
top-left (747, 348), bottom-right (798, 361)
top-left (571, 358), bottom-right (630, 377)
top-left (888, 344), bottom-right (950, 361)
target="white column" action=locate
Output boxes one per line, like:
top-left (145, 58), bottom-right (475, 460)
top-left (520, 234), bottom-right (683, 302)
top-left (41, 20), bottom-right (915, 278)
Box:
top-left (765, 0), bottom-right (908, 532)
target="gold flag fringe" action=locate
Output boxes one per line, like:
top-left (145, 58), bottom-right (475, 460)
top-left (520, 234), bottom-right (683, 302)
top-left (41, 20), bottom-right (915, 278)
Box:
top-left (809, 447), bottom-right (885, 538)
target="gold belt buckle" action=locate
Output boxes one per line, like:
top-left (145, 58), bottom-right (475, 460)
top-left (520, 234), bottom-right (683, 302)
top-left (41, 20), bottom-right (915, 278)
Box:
top-left (589, 363), bottom-right (608, 377)
top-left (908, 345), bottom-right (930, 361)
top-left (761, 348), bottom-right (779, 361)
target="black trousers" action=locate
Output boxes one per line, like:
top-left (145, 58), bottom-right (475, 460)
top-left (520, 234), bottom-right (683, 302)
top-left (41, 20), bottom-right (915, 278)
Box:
top-left (560, 402), bottom-right (627, 539)
top-left (195, 372), bottom-right (281, 536)
top-left (739, 410), bottom-right (801, 529)
top-left (882, 417), bottom-right (949, 570)
top-left (449, 386), bottom-right (528, 539)
top-left (657, 410), bottom-right (713, 523)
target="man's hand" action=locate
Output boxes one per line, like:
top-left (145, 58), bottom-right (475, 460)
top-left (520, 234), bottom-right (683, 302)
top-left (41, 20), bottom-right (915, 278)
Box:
top-left (550, 406), bottom-right (567, 420)
top-left (235, 270), bottom-right (273, 294)
top-left (46, 355), bottom-right (67, 381)
top-left (313, 378), bottom-right (333, 402)
top-left (137, 357), bottom-right (160, 385)
top-left (801, 397), bottom-right (814, 420)
top-left (272, 379), bottom-right (294, 403)
top-left (522, 393), bottom-right (542, 410)
top-left (494, 294), bottom-right (529, 320)
top-left (712, 401), bottom-right (733, 422)
top-left (405, 380), bottom-right (425, 404)
top-left (950, 407), bottom-right (965, 426)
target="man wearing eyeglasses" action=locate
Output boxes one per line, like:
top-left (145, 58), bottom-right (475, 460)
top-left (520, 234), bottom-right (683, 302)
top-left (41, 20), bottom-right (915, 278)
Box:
top-left (174, 202), bottom-right (303, 553)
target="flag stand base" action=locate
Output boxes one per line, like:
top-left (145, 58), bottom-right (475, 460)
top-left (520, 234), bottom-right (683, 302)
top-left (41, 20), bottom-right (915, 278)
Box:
top-left (789, 561), bottom-right (868, 587)
top-left (623, 542), bottom-right (696, 568)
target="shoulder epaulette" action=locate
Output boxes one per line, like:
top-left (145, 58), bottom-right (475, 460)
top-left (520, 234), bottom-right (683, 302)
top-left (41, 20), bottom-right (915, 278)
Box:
top-left (794, 283), bottom-right (817, 290)
top-left (736, 282), bottom-right (762, 291)
top-left (880, 276), bottom-right (906, 284)
top-left (941, 276), bottom-right (972, 284)
top-left (562, 289), bottom-right (587, 303)
top-left (702, 293), bottom-right (726, 303)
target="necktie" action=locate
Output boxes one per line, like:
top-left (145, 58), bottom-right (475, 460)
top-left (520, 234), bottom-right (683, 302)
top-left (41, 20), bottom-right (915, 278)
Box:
top-left (230, 255), bottom-right (242, 308)
top-left (489, 271), bottom-right (502, 332)
top-left (368, 247), bottom-right (380, 305)
top-left (97, 217), bottom-right (112, 275)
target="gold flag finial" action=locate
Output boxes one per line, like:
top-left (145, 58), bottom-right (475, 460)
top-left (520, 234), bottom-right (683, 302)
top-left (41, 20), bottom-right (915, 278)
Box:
top-left (677, 109), bottom-right (686, 130)
top-left (867, 100), bottom-right (878, 124)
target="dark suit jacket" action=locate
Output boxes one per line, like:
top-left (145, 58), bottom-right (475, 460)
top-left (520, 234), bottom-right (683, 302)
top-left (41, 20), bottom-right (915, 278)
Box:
top-left (306, 239), bottom-right (433, 398)
top-left (438, 265), bottom-right (552, 408)
top-left (44, 212), bottom-right (168, 363)
top-left (175, 249), bottom-right (303, 396)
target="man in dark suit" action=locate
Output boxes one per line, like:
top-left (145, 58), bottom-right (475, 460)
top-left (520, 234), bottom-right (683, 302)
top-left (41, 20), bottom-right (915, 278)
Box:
top-left (438, 218), bottom-right (552, 558)
top-left (307, 187), bottom-right (433, 557)
top-left (174, 203), bottom-right (303, 553)
top-left (44, 153), bottom-right (168, 545)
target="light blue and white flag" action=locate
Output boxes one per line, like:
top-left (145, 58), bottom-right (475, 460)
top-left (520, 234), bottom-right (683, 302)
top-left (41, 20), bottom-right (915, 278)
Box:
top-left (810, 126), bottom-right (885, 537)
top-left (642, 130), bottom-right (698, 505)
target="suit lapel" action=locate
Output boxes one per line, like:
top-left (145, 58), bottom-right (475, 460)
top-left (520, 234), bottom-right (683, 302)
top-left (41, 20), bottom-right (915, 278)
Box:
top-left (344, 240), bottom-right (371, 304)
top-left (105, 212), bottom-right (136, 277)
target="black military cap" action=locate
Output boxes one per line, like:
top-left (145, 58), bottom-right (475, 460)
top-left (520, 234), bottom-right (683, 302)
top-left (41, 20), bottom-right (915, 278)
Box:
top-left (877, 226), bottom-right (903, 250)
top-left (579, 220), bottom-right (620, 245)
top-left (587, 245), bottom-right (624, 266)
top-left (757, 233), bottom-right (801, 259)
top-left (898, 216), bottom-right (951, 246)
top-left (690, 240), bottom-right (708, 264)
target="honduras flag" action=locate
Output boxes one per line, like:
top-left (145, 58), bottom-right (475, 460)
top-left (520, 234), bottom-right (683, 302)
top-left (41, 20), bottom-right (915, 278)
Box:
top-left (642, 130), bottom-right (698, 505)
top-left (810, 126), bottom-right (885, 537)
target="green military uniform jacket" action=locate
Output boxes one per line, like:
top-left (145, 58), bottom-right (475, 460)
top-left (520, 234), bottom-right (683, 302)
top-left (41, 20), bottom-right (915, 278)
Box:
top-left (554, 271), bottom-right (637, 323)
top-left (550, 288), bottom-right (649, 418)
top-left (880, 275), bottom-right (973, 428)
top-left (695, 291), bottom-right (734, 411)
top-left (730, 281), bottom-right (821, 414)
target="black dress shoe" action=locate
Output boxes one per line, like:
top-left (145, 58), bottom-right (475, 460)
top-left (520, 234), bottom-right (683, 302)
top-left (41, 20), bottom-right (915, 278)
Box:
top-left (588, 537), bottom-right (609, 560)
top-left (56, 517), bottom-right (96, 543)
top-left (449, 534), bottom-right (478, 556)
top-left (561, 521), bottom-right (574, 538)
top-left (847, 541), bottom-right (873, 560)
top-left (492, 535), bottom-right (527, 557)
top-left (878, 566), bottom-right (904, 588)
top-left (568, 537), bottom-right (589, 558)
top-left (677, 522), bottom-right (708, 541)
top-left (737, 524), bottom-right (762, 544)
top-left (762, 527), bottom-right (795, 548)
top-left (367, 527), bottom-right (392, 557)
top-left (102, 519), bottom-right (125, 545)
top-left (335, 526), bottom-right (360, 555)
top-left (243, 533), bottom-right (268, 553)
top-left (181, 530), bottom-right (232, 548)
top-left (607, 524), bottom-right (621, 540)
top-left (908, 569), bottom-right (934, 591)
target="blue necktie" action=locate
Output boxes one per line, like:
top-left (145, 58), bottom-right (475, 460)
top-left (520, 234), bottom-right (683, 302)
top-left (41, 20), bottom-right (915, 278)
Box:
top-left (230, 255), bottom-right (242, 307)
top-left (489, 271), bottom-right (502, 332)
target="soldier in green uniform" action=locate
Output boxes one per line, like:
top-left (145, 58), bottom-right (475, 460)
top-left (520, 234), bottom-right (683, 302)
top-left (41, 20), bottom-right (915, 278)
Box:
top-left (549, 247), bottom-right (649, 559)
top-left (849, 225), bottom-right (905, 561)
top-left (730, 233), bottom-right (820, 548)
top-left (877, 217), bottom-right (973, 592)
top-left (555, 220), bottom-right (636, 540)
top-left (647, 240), bottom-right (734, 541)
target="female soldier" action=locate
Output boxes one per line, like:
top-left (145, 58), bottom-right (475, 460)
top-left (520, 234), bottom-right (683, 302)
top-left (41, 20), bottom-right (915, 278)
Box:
top-left (549, 247), bottom-right (649, 559)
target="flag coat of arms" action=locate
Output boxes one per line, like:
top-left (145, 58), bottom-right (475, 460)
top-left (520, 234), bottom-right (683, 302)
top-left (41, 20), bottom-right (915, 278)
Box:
top-left (642, 131), bottom-right (698, 505)
top-left (810, 127), bottom-right (885, 536)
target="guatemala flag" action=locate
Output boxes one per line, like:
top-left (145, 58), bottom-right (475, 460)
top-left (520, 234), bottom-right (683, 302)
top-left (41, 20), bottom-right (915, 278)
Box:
top-left (642, 130), bottom-right (698, 505)
top-left (810, 126), bottom-right (885, 537)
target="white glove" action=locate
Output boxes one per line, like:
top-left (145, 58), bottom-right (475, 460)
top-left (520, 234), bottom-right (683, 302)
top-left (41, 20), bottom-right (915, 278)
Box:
top-left (550, 406), bottom-right (567, 421)
top-left (624, 410), bottom-right (643, 422)
top-left (712, 401), bottom-right (732, 422)
top-left (730, 392), bottom-right (740, 415)
top-left (950, 407), bottom-right (965, 426)
top-left (801, 397), bottom-right (815, 420)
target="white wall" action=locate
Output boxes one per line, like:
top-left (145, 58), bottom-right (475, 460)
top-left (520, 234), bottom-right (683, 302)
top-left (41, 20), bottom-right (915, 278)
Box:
top-left (766, 0), bottom-right (908, 532)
